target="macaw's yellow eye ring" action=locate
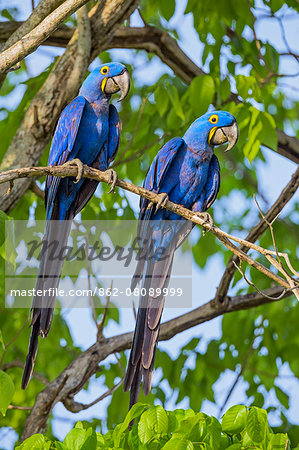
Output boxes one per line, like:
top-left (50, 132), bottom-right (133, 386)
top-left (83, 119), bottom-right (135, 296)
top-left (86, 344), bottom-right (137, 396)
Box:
top-left (100, 66), bottom-right (109, 75)
top-left (209, 114), bottom-right (219, 124)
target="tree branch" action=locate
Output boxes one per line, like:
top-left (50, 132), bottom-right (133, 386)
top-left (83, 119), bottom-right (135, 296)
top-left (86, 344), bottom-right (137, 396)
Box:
top-left (0, 0), bottom-right (91, 74)
top-left (21, 284), bottom-right (293, 440)
top-left (0, 1), bottom-right (64, 89)
top-left (0, 21), bottom-right (73, 48)
top-left (0, 163), bottom-right (298, 296)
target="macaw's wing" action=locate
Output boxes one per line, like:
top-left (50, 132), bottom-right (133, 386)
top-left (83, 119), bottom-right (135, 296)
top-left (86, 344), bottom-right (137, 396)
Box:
top-left (204, 154), bottom-right (220, 210)
top-left (72, 104), bottom-right (121, 216)
top-left (107, 104), bottom-right (121, 165)
top-left (132, 137), bottom-right (186, 289)
top-left (139, 137), bottom-right (186, 217)
top-left (191, 154), bottom-right (221, 214)
top-left (45, 96), bottom-right (86, 218)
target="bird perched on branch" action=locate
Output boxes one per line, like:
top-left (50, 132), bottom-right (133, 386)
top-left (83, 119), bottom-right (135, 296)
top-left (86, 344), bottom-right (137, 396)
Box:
top-left (124, 110), bottom-right (239, 407)
top-left (22, 63), bottom-right (130, 389)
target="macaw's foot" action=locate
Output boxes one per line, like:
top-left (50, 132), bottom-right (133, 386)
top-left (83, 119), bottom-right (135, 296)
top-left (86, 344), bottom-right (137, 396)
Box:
top-left (147, 193), bottom-right (169, 212)
top-left (105, 169), bottom-right (118, 193)
top-left (195, 212), bottom-right (214, 235)
top-left (155, 192), bottom-right (169, 212)
top-left (64, 158), bottom-right (84, 183)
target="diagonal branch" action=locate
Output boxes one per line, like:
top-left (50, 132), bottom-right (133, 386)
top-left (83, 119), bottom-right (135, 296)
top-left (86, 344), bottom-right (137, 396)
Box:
top-left (0, 163), bottom-right (298, 295)
top-left (0, 1), bottom-right (64, 89)
top-left (20, 284), bottom-right (293, 440)
top-left (0, 0), bottom-right (91, 74)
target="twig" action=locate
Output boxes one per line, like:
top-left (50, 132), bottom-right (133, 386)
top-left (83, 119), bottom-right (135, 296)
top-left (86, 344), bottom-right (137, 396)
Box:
top-left (2, 359), bottom-right (50, 385)
top-left (8, 405), bottom-right (32, 411)
top-left (63, 377), bottom-right (124, 413)
top-left (114, 352), bottom-right (126, 377)
top-left (232, 261), bottom-right (292, 301)
top-left (29, 180), bottom-right (45, 200)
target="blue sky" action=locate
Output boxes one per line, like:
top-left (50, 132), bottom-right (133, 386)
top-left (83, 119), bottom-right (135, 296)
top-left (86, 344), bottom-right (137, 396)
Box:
top-left (0, 0), bottom-right (298, 447)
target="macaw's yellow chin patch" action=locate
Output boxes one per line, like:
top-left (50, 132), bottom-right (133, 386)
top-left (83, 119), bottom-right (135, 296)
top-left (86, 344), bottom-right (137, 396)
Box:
top-left (101, 77), bottom-right (107, 92)
top-left (208, 126), bottom-right (218, 145)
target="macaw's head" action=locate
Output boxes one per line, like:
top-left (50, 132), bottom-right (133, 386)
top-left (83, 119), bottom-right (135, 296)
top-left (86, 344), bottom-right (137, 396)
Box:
top-left (184, 110), bottom-right (239, 152)
top-left (80, 62), bottom-right (130, 102)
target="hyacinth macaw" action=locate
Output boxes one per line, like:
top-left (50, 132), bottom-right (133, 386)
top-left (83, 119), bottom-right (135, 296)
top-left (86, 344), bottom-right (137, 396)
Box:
top-left (22, 63), bottom-right (130, 389)
top-left (124, 111), bottom-right (239, 407)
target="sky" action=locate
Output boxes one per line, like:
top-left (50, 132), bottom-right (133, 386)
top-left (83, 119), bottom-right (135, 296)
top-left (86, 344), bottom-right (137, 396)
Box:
top-left (0, 0), bottom-right (299, 448)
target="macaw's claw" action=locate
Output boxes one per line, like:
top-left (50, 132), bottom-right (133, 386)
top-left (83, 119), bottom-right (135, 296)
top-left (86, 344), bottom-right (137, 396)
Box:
top-left (155, 192), bottom-right (169, 213)
top-left (196, 212), bottom-right (214, 235)
top-left (64, 158), bottom-right (84, 184)
top-left (105, 169), bottom-right (118, 194)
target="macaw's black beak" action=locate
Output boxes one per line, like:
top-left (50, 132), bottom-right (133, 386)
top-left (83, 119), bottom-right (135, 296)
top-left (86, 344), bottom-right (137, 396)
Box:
top-left (210, 120), bottom-right (239, 152)
top-left (104, 68), bottom-right (130, 101)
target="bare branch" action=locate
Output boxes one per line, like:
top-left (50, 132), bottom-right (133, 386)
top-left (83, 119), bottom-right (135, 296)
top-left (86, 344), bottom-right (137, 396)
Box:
top-left (8, 405), bottom-right (32, 411)
top-left (21, 284), bottom-right (293, 440)
top-left (0, 0), bottom-right (91, 74)
top-left (0, 21), bottom-right (73, 48)
top-left (2, 359), bottom-right (49, 385)
top-left (63, 377), bottom-right (124, 413)
top-left (0, 163), bottom-right (297, 293)
top-left (0, 1), bottom-right (64, 89)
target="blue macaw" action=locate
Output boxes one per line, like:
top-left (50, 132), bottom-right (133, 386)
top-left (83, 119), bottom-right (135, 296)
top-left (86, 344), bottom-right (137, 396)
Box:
top-left (22, 63), bottom-right (130, 389)
top-left (124, 111), bottom-right (239, 407)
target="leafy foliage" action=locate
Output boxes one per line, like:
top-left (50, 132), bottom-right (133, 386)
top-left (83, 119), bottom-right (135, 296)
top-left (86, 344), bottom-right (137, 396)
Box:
top-left (17, 404), bottom-right (292, 449)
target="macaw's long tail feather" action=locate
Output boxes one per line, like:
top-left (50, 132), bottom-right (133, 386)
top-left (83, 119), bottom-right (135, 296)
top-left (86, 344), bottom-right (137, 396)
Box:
top-left (124, 243), bottom-right (175, 407)
top-left (22, 219), bottom-right (73, 389)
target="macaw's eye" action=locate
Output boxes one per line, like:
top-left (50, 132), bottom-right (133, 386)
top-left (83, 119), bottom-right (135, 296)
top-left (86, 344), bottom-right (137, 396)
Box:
top-left (100, 66), bottom-right (109, 75)
top-left (209, 114), bottom-right (219, 124)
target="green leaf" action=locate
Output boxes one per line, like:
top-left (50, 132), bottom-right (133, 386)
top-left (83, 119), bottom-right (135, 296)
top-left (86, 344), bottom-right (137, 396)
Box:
top-left (235, 75), bottom-right (255, 100)
top-left (16, 434), bottom-right (50, 450)
top-left (221, 405), bottom-right (247, 434)
top-left (259, 110), bottom-right (277, 150)
top-left (162, 437), bottom-right (194, 449)
top-left (63, 427), bottom-right (97, 450)
top-left (188, 76), bottom-right (215, 116)
top-left (138, 405), bottom-right (169, 444)
top-left (246, 407), bottom-right (267, 444)
top-left (159, 0), bottom-right (175, 21)
top-left (168, 85), bottom-right (185, 121)
top-left (219, 78), bottom-right (231, 103)
top-left (154, 85), bottom-right (169, 117)
top-left (268, 433), bottom-right (289, 449)
top-left (0, 369), bottom-right (15, 416)
top-left (113, 403), bottom-right (148, 447)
